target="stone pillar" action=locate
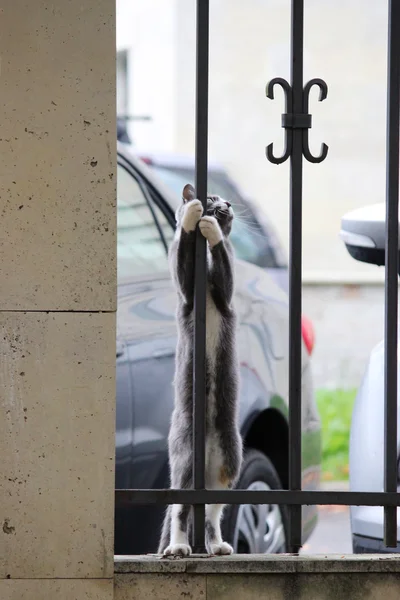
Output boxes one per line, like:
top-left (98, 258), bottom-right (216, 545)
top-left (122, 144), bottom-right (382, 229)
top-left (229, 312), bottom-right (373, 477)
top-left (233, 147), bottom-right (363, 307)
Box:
top-left (0, 2), bottom-right (116, 599)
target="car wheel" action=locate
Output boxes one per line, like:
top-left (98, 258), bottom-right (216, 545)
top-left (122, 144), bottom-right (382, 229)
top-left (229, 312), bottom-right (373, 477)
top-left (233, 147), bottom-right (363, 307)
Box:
top-left (222, 449), bottom-right (288, 554)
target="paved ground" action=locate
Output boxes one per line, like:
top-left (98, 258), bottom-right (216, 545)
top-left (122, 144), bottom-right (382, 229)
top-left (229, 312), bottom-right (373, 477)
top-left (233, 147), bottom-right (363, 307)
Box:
top-left (302, 505), bottom-right (353, 554)
top-left (303, 284), bottom-right (384, 389)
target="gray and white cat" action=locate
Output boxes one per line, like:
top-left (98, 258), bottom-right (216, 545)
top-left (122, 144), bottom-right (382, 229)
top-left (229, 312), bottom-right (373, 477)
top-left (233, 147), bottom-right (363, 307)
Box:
top-left (158, 183), bottom-right (243, 557)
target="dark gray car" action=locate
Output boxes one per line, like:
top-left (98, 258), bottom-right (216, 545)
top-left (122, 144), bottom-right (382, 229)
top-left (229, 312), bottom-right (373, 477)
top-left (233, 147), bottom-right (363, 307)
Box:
top-left (115, 143), bottom-right (321, 555)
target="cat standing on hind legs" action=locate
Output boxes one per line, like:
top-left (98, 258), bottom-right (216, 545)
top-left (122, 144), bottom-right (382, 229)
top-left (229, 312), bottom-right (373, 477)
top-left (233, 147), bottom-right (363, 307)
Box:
top-left (158, 183), bottom-right (243, 557)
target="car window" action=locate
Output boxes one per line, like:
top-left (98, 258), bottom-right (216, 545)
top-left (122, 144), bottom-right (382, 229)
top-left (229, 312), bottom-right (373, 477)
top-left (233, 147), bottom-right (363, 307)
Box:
top-left (230, 216), bottom-right (276, 268)
top-left (117, 164), bottom-right (172, 280)
top-left (151, 195), bottom-right (175, 249)
top-left (152, 165), bottom-right (279, 269)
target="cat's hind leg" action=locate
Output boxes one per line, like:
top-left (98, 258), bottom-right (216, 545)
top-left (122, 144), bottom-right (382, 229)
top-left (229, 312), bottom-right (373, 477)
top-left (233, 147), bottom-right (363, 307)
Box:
top-left (163, 460), bottom-right (192, 557)
top-left (158, 505), bottom-right (172, 555)
top-left (163, 503), bottom-right (192, 557)
top-left (205, 502), bottom-right (233, 555)
top-left (205, 459), bottom-right (235, 556)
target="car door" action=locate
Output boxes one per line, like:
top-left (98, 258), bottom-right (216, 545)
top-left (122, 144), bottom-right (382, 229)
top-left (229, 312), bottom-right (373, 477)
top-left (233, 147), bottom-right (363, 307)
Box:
top-left (115, 160), bottom-right (176, 554)
top-left (115, 334), bottom-right (134, 490)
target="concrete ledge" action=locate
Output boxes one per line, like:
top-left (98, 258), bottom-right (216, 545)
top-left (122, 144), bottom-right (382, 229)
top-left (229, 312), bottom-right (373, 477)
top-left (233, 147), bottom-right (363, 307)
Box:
top-left (115, 553), bottom-right (400, 574)
top-left (114, 556), bottom-right (400, 600)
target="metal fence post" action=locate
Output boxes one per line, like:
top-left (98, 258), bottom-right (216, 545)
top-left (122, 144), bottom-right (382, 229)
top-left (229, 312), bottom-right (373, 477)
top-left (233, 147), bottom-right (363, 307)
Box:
top-left (383, 0), bottom-right (400, 549)
top-left (287, 0), bottom-right (305, 555)
top-left (266, 0), bottom-right (328, 553)
top-left (192, 0), bottom-right (209, 554)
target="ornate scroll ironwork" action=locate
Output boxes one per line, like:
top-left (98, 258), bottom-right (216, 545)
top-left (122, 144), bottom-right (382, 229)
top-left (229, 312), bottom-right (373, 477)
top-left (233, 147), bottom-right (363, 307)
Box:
top-left (266, 77), bottom-right (328, 164)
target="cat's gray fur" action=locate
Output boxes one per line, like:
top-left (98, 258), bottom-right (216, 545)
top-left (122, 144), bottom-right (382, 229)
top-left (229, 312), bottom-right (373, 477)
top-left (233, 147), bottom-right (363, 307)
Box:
top-left (158, 183), bottom-right (243, 557)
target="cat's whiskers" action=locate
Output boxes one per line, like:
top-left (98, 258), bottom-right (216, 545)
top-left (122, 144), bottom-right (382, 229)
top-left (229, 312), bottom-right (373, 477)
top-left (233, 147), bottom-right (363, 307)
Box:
top-left (233, 217), bottom-right (269, 240)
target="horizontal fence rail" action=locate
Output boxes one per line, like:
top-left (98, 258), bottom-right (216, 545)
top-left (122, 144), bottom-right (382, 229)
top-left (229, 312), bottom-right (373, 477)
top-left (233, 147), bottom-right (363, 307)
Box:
top-left (116, 490), bottom-right (400, 507)
top-left (116, 0), bottom-right (400, 553)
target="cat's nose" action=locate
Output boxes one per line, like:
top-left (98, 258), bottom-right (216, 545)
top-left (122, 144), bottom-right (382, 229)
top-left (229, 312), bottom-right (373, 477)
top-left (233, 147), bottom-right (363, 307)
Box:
top-left (225, 201), bottom-right (231, 208)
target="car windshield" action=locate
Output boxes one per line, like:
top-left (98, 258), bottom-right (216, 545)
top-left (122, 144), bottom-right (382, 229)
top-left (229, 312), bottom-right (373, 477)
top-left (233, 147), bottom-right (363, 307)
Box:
top-left (152, 164), bottom-right (284, 269)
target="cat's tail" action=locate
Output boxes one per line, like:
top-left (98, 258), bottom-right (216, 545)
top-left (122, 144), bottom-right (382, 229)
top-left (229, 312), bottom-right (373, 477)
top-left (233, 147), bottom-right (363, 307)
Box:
top-left (157, 505), bottom-right (172, 554)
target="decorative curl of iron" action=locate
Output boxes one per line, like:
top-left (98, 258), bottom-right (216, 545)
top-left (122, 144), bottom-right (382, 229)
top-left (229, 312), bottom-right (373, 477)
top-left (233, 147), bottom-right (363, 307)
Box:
top-left (266, 77), bottom-right (328, 164)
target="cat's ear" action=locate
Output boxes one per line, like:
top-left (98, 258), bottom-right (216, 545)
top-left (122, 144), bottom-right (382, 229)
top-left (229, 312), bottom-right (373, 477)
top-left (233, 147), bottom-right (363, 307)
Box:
top-left (182, 183), bottom-right (195, 203)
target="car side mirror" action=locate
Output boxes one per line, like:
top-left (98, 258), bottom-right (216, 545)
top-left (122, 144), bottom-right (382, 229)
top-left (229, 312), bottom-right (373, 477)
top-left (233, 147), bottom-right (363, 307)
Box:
top-left (340, 203), bottom-right (399, 269)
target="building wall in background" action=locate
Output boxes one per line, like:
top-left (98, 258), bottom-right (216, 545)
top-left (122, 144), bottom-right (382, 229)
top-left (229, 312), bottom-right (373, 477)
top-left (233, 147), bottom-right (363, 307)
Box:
top-left (117, 0), bottom-right (178, 151)
top-left (117, 0), bottom-right (389, 283)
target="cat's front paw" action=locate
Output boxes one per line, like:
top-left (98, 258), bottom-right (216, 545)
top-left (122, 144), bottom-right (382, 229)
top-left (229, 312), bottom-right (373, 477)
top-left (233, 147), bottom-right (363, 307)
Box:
top-left (163, 543), bottom-right (192, 558)
top-left (182, 199), bottom-right (203, 232)
top-left (199, 216), bottom-right (223, 248)
top-left (208, 541), bottom-right (234, 556)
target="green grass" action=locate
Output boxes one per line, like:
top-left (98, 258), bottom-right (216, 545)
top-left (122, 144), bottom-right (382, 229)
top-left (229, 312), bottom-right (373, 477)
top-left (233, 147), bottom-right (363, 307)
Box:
top-left (316, 388), bottom-right (357, 482)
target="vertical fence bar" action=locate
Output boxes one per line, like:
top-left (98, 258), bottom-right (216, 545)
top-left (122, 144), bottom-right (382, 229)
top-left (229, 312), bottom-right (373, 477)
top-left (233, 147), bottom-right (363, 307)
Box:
top-left (192, 0), bottom-right (209, 554)
top-left (288, 0), bottom-right (304, 554)
top-left (383, 0), bottom-right (400, 549)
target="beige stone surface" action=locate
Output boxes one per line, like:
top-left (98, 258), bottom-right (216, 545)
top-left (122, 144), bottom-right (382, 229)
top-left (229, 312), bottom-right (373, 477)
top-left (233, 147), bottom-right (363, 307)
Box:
top-left (0, 312), bottom-right (115, 579)
top-left (206, 574), bottom-right (400, 600)
top-left (115, 554), bottom-right (400, 574)
top-left (0, 0), bottom-right (116, 311)
top-left (114, 574), bottom-right (206, 600)
top-left (115, 571), bottom-right (400, 600)
top-left (0, 579), bottom-right (113, 600)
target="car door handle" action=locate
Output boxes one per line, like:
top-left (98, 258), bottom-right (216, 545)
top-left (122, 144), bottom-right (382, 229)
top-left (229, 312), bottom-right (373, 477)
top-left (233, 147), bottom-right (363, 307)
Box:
top-left (152, 348), bottom-right (175, 359)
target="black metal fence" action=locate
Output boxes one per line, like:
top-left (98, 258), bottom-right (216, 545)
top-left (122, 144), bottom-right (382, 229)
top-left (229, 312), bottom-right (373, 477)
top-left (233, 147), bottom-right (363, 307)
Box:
top-left (116, 0), bottom-right (400, 553)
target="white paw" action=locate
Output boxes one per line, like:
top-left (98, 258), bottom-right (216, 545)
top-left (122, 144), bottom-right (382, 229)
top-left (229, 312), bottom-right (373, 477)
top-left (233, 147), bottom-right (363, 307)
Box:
top-left (163, 543), bottom-right (192, 558)
top-left (182, 199), bottom-right (203, 232)
top-left (199, 216), bottom-right (223, 248)
top-left (208, 541), bottom-right (234, 556)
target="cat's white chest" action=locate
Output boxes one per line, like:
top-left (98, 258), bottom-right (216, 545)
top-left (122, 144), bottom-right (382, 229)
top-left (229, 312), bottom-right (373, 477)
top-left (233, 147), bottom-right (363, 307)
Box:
top-left (205, 288), bottom-right (221, 365)
top-left (205, 251), bottom-right (221, 366)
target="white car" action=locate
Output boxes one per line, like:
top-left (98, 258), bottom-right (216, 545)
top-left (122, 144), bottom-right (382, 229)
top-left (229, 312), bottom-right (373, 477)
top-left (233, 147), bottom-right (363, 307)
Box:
top-left (340, 203), bottom-right (400, 553)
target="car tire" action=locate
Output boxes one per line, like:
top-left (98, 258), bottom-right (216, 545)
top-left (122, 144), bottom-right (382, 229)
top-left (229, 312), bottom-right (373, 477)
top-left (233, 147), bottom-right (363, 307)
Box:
top-left (222, 449), bottom-right (289, 554)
